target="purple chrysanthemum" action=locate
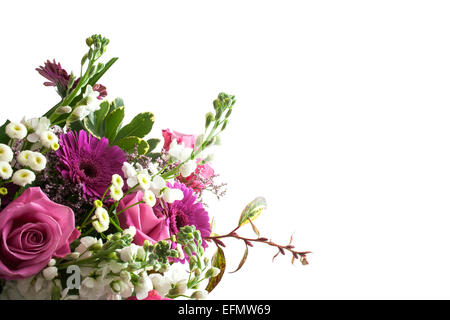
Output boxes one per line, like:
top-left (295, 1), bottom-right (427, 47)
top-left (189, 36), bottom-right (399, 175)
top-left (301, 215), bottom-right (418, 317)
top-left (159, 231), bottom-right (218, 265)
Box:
top-left (154, 182), bottom-right (211, 243)
top-left (56, 130), bottom-right (126, 199)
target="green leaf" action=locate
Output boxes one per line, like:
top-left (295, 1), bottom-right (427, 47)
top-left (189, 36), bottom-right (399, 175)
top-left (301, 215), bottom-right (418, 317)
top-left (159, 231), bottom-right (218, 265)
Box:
top-left (116, 136), bottom-right (149, 155)
top-left (229, 244), bottom-right (248, 274)
top-left (104, 106), bottom-right (125, 142)
top-left (83, 117), bottom-right (101, 138)
top-left (68, 120), bottom-right (85, 132)
top-left (206, 246), bottom-right (226, 293)
top-left (94, 100), bottom-right (110, 135)
top-left (0, 120), bottom-right (10, 144)
top-left (114, 112), bottom-right (155, 143)
top-left (238, 197), bottom-right (267, 227)
top-left (87, 57), bottom-right (119, 87)
top-left (147, 138), bottom-right (160, 152)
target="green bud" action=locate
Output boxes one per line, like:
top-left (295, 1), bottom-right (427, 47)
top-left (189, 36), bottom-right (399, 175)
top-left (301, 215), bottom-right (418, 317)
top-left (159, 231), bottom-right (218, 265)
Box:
top-left (221, 120), bottom-right (229, 131)
top-left (189, 257), bottom-right (197, 270)
top-left (86, 37), bottom-right (93, 46)
top-left (205, 267), bottom-right (220, 278)
top-left (203, 257), bottom-right (210, 265)
top-left (184, 246), bottom-right (192, 257)
top-left (194, 268), bottom-right (202, 277)
top-left (215, 108), bottom-right (223, 120)
top-left (205, 112), bottom-right (214, 128)
top-left (213, 99), bottom-right (221, 111)
top-left (143, 240), bottom-right (151, 251)
top-left (225, 108), bottom-right (233, 118)
top-left (107, 252), bottom-right (118, 260)
top-left (89, 243), bottom-right (102, 251)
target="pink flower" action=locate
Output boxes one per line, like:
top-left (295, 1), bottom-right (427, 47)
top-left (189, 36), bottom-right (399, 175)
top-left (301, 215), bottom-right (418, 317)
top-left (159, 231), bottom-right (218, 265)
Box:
top-left (118, 192), bottom-right (170, 245)
top-left (0, 187), bottom-right (80, 280)
top-left (162, 129), bottom-right (196, 151)
top-left (127, 290), bottom-right (171, 300)
top-left (180, 162), bottom-right (215, 193)
top-left (162, 129), bottom-right (215, 192)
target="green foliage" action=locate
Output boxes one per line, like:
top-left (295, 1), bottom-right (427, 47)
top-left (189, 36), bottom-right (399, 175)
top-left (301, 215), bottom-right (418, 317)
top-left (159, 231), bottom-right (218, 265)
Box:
top-left (205, 246), bottom-right (226, 293)
top-left (116, 136), bottom-right (149, 155)
top-left (238, 197), bottom-right (267, 227)
top-left (0, 120), bottom-right (10, 144)
top-left (114, 112), bottom-right (154, 143)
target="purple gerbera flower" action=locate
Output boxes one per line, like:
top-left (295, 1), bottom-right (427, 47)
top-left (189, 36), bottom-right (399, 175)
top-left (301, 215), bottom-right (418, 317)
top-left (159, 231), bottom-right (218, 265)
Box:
top-left (56, 130), bottom-right (126, 199)
top-left (154, 182), bottom-right (211, 243)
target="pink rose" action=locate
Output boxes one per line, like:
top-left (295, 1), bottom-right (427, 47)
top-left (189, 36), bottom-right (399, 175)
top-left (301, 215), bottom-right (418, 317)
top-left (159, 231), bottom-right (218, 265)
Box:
top-left (0, 187), bottom-right (80, 280)
top-left (127, 290), bottom-right (171, 300)
top-left (162, 129), bottom-right (196, 151)
top-left (118, 192), bottom-right (170, 245)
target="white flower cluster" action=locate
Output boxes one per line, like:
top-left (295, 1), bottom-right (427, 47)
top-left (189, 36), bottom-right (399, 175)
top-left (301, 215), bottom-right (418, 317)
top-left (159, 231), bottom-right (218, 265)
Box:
top-left (0, 117), bottom-right (59, 190)
top-left (168, 139), bottom-right (198, 178)
top-left (121, 162), bottom-right (184, 204)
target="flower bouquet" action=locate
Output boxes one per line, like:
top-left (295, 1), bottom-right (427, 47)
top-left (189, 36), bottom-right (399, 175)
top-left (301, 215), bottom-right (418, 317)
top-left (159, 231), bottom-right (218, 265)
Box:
top-left (0, 35), bottom-right (310, 300)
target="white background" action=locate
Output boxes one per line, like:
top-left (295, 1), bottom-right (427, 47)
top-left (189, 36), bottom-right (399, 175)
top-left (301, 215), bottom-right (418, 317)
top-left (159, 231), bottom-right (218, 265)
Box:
top-left (1, 0), bottom-right (450, 299)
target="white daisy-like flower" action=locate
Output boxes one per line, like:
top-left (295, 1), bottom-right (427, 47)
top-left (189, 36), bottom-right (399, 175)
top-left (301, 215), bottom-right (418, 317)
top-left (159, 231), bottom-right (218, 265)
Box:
top-left (28, 152), bottom-right (47, 172)
top-left (149, 175), bottom-right (166, 197)
top-left (94, 207), bottom-right (110, 227)
top-left (40, 131), bottom-right (58, 149)
top-left (0, 144), bottom-right (13, 162)
top-left (17, 150), bottom-right (33, 166)
top-left (12, 169), bottom-right (35, 186)
top-left (0, 161), bottom-right (13, 179)
top-left (111, 174), bottom-right (124, 189)
top-left (5, 122), bottom-right (27, 140)
top-left (143, 189), bottom-right (156, 207)
top-left (109, 185), bottom-right (123, 201)
top-left (137, 173), bottom-right (151, 190)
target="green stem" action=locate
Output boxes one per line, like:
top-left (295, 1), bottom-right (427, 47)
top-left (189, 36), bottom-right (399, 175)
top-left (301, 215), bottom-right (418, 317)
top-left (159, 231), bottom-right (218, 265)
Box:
top-left (116, 201), bottom-right (144, 216)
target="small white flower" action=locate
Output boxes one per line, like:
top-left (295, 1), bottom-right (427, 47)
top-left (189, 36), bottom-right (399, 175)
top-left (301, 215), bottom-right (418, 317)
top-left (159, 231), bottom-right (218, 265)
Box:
top-left (111, 174), bottom-right (124, 189)
top-left (22, 117), bottom-right (50, 143)
top-left (0, 161), bottom-right (13, 180)
top-left (109, 185), bottom-right (123, 201)
top-left (5, 122), bottom-right (27, 139)
top-left (117, 244), bottom-right (139, 263)
top-left (40, 131), bottom-right (58, 149)
top-left (48, 259), bottom-right (56, 267)
top-left (162, 188), bottom-right (184, 203)
top-left (12, 169), bottom-right (35, 186)
top-left (122, 162), bottom-right (137, 179)
top-left (17, 150), bottom-right (33, 166)
top-left (72, 105), bottom-right (89, 119)
top-left (84, 85), bottom-right (101, 113)
top-left (135, 272), bottom-right (153, 300)
top-left (191, 290), bottom-right (208, 300)
top-left (122, 226), bottom-right (136, 238)
top-left (75, 237), bottom-right (103, 258)
top-left (149, 273), bottom-right (171, 297)
top-left (94, 207), bottom-right (110, 226)
top-left (168, 140), bottom-right (192, 162)
top-left (143, 189), bottom-right (156, 207)
top-left (137, 173), bottom-right (151, 190)
top-left (42, 266), bottom-right (58, 281)
top-left (109, 277), bottom-right (134, 298)
top-left (28, 152), bottom-right (47, 171)
top-left (180, 159), bottom-right (197, 178)
top-left (149, 175), bottom-right (166, 196)
top-left (0, 144), bottom-right (13, 162)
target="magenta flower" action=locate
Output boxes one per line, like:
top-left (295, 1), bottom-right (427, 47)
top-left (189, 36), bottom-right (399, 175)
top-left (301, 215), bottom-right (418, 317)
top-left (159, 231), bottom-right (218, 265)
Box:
top-left (36, 60), bottom-right (107, 99)
top-left (154, 182), bottom-right (211, 242)
top-left (56, 130), bottom-right (126, 199)
top-left (36, 60), bottom-right (71, 97)
top-left (0, 187), bottom-right (80, 280)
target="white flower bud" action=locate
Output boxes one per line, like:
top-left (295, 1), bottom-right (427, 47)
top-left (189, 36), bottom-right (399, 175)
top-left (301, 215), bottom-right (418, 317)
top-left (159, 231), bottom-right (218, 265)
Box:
top-left (137, 173), bottom-right (151, 190)
top-left (55, 106), bottom-right (72, 114)
top-left (42, 266), bottom-right (58, 281)
top-left (0, 144), bottom-right (13, 162)
top-left (17, 150), bottom-right (33, 166)
top-left (180, 160), bottom-right (197, 178)
top-left (5, 122), bottom-right (27, 139)
top-left (48, 259), bottom-right (56, 267)
top-left (109, 185), bottom-right (123, 201)
top-left (123, 226), bottom-right (136, 238)
top-left (12, 169), bottom-right (35, 186)
top-left (191, 290), bottom-right (208, 300)
top-left (122, 162), bottom-right (136, 179)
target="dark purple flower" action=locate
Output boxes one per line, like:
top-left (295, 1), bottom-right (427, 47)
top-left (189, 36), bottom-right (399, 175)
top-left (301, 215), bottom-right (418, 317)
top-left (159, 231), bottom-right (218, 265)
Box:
top-left (56, 130), bottom-right (126, 199)
top-left (36, 60), bottom-right (107, 99)
top-left (36, 60), bottom-right (71, 97)
top-left (154, 182), bottom-right (211, 243)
